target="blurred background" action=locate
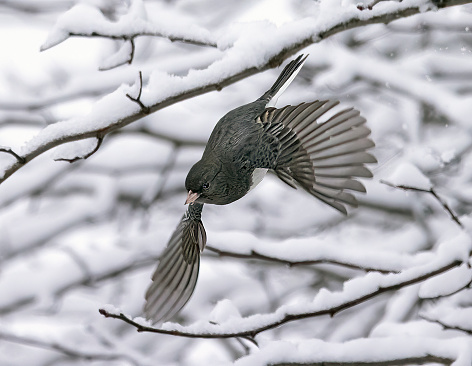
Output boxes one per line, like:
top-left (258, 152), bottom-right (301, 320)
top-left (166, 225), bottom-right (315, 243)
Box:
top-left (0, 0), bottom-right (472, 365)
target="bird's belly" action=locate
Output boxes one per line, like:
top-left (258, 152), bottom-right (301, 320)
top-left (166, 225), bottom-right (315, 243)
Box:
top-left (248, 168), bottom-right (268, 192)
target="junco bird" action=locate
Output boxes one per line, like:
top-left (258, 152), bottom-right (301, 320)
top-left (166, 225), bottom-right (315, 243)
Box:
top-left (144, 54), bottom-right (376, 323)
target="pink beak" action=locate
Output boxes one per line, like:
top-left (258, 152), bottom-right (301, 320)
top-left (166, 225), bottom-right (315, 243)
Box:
top-left (185, 190), bottom-right (200, 205)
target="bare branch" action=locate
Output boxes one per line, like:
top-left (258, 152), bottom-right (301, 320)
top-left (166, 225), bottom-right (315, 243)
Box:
top-left (65, 30), bottom-right (217, 49)
top-left (54, 136), bottom-right (104, 163)
top-left (125, 71), bottom-right (150, 114)
top-left (0, 146), bottom-right (25, 164)
top-left (381, 180), bottom-right (463, 227)
top-left (358, 0), bottom-right (402, 11)
top-left (99, 258), bottom-right (463, 339)
top-left (205, 246), bottom-right (398, 274)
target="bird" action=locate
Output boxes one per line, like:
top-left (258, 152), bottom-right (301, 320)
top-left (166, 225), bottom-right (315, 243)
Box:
top-left (143, 54), bottom-right (376, 324)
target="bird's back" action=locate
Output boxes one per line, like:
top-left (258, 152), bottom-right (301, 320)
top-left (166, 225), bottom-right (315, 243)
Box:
top-left (203, 100), bottom-right (267, 165)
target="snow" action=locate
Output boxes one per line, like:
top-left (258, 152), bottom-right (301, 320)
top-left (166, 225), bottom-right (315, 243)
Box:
top-left (100, 303), bottom-right (121, 316)
top-left (133, 316), bottom-right (153, 327)
top-left (419, 263), bottom-right (472, 298)
top-left (208, 299), bottom-right (242, 324)
top-left (158, 230), bottom-right (471, 336)
top-left (209, 229), bottom-right (420, 272)
top-left (3, 0), bottom-right (447, 177)
top-left (99, 41), bottom-right (133, 71)
top-left (41, 1), bottom-right (215, 51)
top-left (18, 87), bottom-right (140, 156)
top-left (387, 162), bottom-right (432, 190)
top-left (233, 337), bottom-right (472, 366)
top-left (423, 305), bottom-right (472, 332)
top-left (51, 137), bottom-right (99, 161)
top-left (2, 1), bottom-right (472, 365)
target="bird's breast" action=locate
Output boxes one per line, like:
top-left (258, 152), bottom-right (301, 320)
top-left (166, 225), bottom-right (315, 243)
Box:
top-left (249, 168), bottom-right (268, 192)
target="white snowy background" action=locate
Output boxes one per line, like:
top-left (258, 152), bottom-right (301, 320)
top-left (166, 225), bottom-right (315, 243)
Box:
top-left (1, 0), bottom-right (472, 365)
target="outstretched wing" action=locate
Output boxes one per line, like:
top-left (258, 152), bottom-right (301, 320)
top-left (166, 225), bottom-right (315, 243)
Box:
top-left (256, 101), bottom-right (376, 214)
top-left (144, 203), bottom-right (206, 324)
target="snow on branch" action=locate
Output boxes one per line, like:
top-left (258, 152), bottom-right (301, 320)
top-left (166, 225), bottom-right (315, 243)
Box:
top-left (420, 301), bottom-right (472, 336)
top-left (40, 1), bottom-right (217, 69)
top-left (41, 1), bottom-right (217, 49)
top-left (235, 337), bottom-right (471, 366)
top-left (206, 245), bottom-right (399, 273)
top-left (54, 136), bottom-right (103, 163)
top-left (204, 230), bottom-right (420, 274)
top-left (100, 233), bottom-right (470, 339)
top-left (1, 0), bottom-right (470, 185)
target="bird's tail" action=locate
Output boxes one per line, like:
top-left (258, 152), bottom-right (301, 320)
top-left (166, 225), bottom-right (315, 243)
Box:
top-left (259, 54), bottom-right (308, 107)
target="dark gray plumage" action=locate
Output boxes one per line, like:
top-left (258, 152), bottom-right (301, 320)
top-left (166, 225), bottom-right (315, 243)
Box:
top-left (144, 54), bottom-right (376, 324)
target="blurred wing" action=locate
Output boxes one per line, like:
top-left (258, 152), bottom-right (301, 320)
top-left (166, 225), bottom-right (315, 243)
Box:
top-left (144, 203), bottom-right (206, 324)
top-left (257, 101), bottom-right (376, 214)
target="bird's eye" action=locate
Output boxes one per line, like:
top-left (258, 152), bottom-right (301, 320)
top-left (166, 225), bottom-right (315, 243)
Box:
top-left (202, 183), bottom-right (210, 190)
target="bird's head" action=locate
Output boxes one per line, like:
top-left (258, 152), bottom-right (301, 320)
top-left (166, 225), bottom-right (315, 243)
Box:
top-left (185, 160), bottom-right (246, 205)
top-left (185, 160), bottom-right (222, 205)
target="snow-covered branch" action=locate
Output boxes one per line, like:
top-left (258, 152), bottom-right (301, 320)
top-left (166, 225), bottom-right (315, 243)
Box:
top-left (100, 237), bottom-right (469, 338)
top-left (1, 0), bottom-right (470, 184)
top-left (206, 245), bottom-right (398, 273)
top-left (40, 1), bottom-right (217, 69)
top-left (234, 337), bottom-right (471, 366)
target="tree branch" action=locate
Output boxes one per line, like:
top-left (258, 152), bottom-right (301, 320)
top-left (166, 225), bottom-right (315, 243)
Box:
top-left (99, 258), bottom-right (463, 339)
top-left (66, 30), bottom-right (217, 49)
top-left (381, 180), bottom-right (463, 227)
top-left (1, 0), bottom-right (470, 184)
top-left (420, 313), bottom-right (472, 336)
top-left (271, 355), bottom-right (454, 366)
top-left (0, 146), bottom-right (25, 164)
top-left (54, 136), bottom-right (104, 163)
top-left (205, 246), bottom-right (398, 274)
top-left (125, 71), bottom-right (150, 114)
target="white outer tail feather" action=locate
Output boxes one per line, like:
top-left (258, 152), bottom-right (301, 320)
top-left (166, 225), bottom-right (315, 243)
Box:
top-left (267, 56), bottom-right (308, 108)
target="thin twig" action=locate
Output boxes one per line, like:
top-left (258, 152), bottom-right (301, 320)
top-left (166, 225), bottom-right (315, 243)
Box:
top-left (0, 147), bottom-right (25, 164)
top-left (99, 258), bottom-right (463, 339)
top-left (55, 136), bottom-right (103, 163)
top-left (64, 30), bottom-right (217, 49)
top-left (358, 0), bottom-right (402, 10)
top-left (128, 38), bottom-right (135, 65)
top-left (98, 38), bottom-right (136, 71)
top-left (420, 313), bottom-right (472, 336)
top-left (420, 278), bottom-right (472, 299)
top-left (206, 246), bottom-right (398, 274)
top-left (380, 180), bottom-right (463, 228)
top-left (126, 71), bottom-right (150, 114)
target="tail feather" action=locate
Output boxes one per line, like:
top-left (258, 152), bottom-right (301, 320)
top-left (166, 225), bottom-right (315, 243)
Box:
top-left (256, 101), bottom-right (376, 214)
top-left (260, 54), bottom-right (309, 106)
